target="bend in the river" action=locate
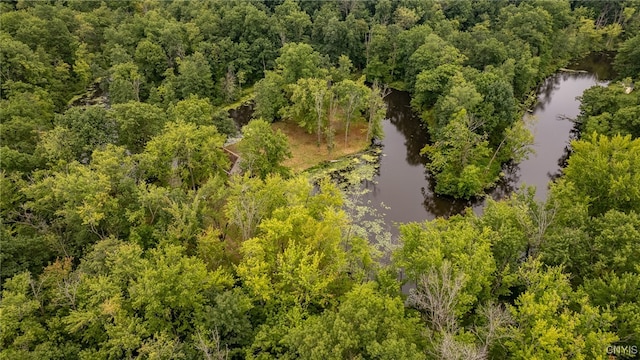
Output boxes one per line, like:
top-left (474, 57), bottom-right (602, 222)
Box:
top-left (359, 53), bottom-right (613, 238)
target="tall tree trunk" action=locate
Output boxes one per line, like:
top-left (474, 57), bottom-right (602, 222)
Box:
top-left (345, 116), bottom-right (351, 148)
top-left (314, 90), bottom-right (325, 147)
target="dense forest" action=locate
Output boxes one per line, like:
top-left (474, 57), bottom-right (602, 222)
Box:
top-left (1, 0), bottom-right (640, 359)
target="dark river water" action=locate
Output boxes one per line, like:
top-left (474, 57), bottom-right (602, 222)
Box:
top-left (514, 71), bottom-right (609, 200)
top-left (361, 54), bottom-right (613, 239)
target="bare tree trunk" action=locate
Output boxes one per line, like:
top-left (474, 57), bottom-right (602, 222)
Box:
top-left (390, 43), bottom-right (398, 79)
top-left (439, 332), bottom-right (486, 360)
top-left (59, 273), bottom-right (80, 310)
top-left (486, 136), bottom-right (507, 174)
top-left (410, 263), bottom-right (513, 360)
top-left (224, 67), bottom-right (237, 102)
top-left (314, 90), bottom-right (325, 147)
top-left (408, 261), bottom-right (465, 334)
top-left (328, 94), bottom-right (338, 154)
top-left (195, 329), bottom-right (228, 360)
top-left (474, 303), bottom-right (513, 354)
top-left (344, 93), bottom-right (358, 147)
top-left (516, 200), bottom-right (557, 258)
top-left (279, 31), bottom-right (286, 47)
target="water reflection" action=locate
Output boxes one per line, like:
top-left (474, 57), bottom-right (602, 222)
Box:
top-left (566, 51), bottom-right (616, 80)
top-left (228, 101), bottom-right (255, 129)
top-left (420, 184), bottom-right (477, 219)
top-left (362, 62), bottom-right (610, 234)
top-left (384, 90), bottom-right (430, 166)
top-left (491, 162), bottom-right (522, 200)
top-left (512, 72), bottom-right (608, 200)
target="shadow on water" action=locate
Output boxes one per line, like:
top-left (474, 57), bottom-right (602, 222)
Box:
top-left (566, 51), bottom-right (617, 80)
top-left (383, 90), bottom-right (431, 166)
top-left (510, 71), bottom-right (609, 201)
top-left (228, 101), bottom-right (255, 129)
top-left (421, 171), bottom-right (483, 219)
top-left (359, 54), bottom-right (613, 237)
top-left (548, 124), bottom-right (581, 183)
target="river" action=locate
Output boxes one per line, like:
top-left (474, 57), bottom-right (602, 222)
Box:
top-left (360, 54), bottom-right (613, 239)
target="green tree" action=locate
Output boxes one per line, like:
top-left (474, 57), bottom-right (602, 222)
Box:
top-left (0, 273), bottom-right (47, 354)
top-left (273, 0), bottom-right (312, 45)
top-left (110, 101), bottom-right (166, 153)
top-left (176, 51), bottom-right (214, 100)
top-left (21, 160), bottom-right (124, 260)
top-left (541, 204), bottom-right (640, 287)
top-left (477, 192), bottom-right (534, 296)
top-left (470, 38), bottom-right (509, 69)
top-left (128, 244), bottom-right (233, 338)
top-left (421, 110), bottom-right (494, 198)
top-left (166, 96), bottom-right (236, 137)
top-left (135, 38), bottom-right (167, 83)
top-left (238, 118), bottom-right (291, 179)
top-left (500, 4), bottom-right (554, 60)
top-left (366, 81), bottom-right (388, 142)
top-left (52, 105), bottom-right (117, 163)
top-left (212, 108), bottom-right (237, 137)
top-left (588, 210), bottom-right (640, 276)
top-left (285, 283), bottom-right (427, 360)
top-left (582, 272), bottom-right (640, 346)
top-left (284, 77), bottom-right (329, 146)
top-left (613, 34), bottom-right (640, 78)
top-left (0, 173), bottom-right (54, 281)
top-left (496, 111), bottom-right (535, 166)
top-left (334, 77), bottom-right (369, 146)
top-left (395, 215), bottom-right (496, 316)
top-left (411, 64), bottom-right (461, 112)
top-left (560, 133), bottom-right (640, 216)
top-left (330, 54), bottom-right (353, 83)
top-left (512, 48), bottom-right (541, 98)
top-left (0, 88), bottom-right (54, 152)
top-left (432, 74), bottom-right (483, 130)
top-left (407, 33), bottom-right (466, 89)
top-left (223, 174), bottom-right (288, 241)
top-left (504, 259), bottom-right (617, 360)
top-left (142, 121), bottom-right (228, 190)
top-left (169, 95), bottom-right (215, 127)
top-left (235, 177), bottom-right (349, 309)
top-left (36, 125), bottom-right (76, 167)
top-left (0, 32), bottom-right (49, 89)
top-left (109, 62), bottom-right (143, 104)
top-left (473, 72), bottom-right (518, 141)
top-left (364, 24), bottom-right (398, 84)
top-left (578, 83), bottom-right (640, 139)
top-left (276, 42), bottom-right (325, 85)
top-left (253, 71), bottom-right (287, 122)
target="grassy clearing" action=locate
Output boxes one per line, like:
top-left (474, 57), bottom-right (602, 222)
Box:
top-left (272, 120), bottom-right (370, 173)
top-left (227, 119), bottom-right (371, 173)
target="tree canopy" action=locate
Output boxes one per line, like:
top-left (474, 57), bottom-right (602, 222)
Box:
top-left (1, 1), bottom-right (639, 359)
